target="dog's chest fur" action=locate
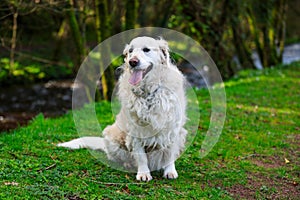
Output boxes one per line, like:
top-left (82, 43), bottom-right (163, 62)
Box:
top-left (128, 85), bottom-right (179, 130)
top-left (117, 64), bottom-right (186, 153)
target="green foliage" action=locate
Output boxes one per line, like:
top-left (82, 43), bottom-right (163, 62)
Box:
top-left (0, 62), bottom-right (299, 199)
top-left (0, 58), bottom-right (72, 85)
top-left (0, 0), bottom-right (297, 84)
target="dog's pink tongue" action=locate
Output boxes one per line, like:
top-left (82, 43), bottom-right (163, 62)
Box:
top-left (129, 70), bottom-right (143, 85)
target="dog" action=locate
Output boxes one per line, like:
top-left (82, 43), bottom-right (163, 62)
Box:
top-left (58, 36), bottom-right (187, 181)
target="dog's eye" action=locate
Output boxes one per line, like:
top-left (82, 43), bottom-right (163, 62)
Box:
top-left (143, 47), bottom-right (150, 52)
top-left (129, 48), bottom-right (133, 53)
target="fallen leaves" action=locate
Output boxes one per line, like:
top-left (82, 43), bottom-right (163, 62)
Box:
top-left (4, 182), bottom-right (19, 186)
top-left (284, 158), bottom-right (290, 164)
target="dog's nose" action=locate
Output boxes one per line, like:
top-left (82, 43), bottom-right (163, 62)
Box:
top-left (129, 58), bottom-right (139, 68)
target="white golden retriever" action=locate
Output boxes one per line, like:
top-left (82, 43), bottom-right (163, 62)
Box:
top-left (58, 36), bottom-right (187, 181)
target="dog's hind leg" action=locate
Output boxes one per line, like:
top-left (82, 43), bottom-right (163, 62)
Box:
top-left (57, 137), bottom-right (107, 152)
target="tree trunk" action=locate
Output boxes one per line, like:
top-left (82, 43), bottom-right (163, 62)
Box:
top-left (231, 22), bottom-right (256, 69)
top-left (77, 0), bottom-right (88, 56)
top-left (9, 8), bottom-right (18, 74)
top-left (125, 0), bottom-right (138, 30)
top-left (95, 0), bottom-right (115, 101)
top-left (52, 19), bottom-right (67, 62)
top-left (158, 0), bottom-right (174, 27)
top-left (178, 0), bottom-right (237, 79)
top-left (228, 0), bottom-right (255, 69)
top-left (247, 5), bottom-right (265, 68)
top-left (247, 0), bottom-right (287, 68)
top-left (67, 0), bottom-right (86, 72)
top-left (112, 0), bottom-right (124, 34)
top-left (273, 0), bottom-right (287, 63)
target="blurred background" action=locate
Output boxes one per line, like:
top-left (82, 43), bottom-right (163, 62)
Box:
top-left (0, 0), bottom-right (299, 131)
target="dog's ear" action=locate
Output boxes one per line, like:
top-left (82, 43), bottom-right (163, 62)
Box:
top-left (123, 44), bottom-right (129, 59)
top-left (115, 64), bottom-right (124, 80)
top-left (157, 38), bottom-right (170, 64)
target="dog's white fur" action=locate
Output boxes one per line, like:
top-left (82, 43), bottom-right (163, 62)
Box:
top-left (58, 37), bottom-right (187, 181)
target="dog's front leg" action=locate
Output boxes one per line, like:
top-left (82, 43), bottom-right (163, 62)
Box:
top-left (133, 146), bottom-right (152, 181)
top-left (163, 162), bottom-right (178, 179)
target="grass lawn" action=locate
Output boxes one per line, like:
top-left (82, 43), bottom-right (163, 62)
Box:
top-left (0, 62), bottom-right (299, 199)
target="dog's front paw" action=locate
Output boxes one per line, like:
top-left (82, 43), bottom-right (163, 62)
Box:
top-left (163, 170), bottom-right (178, 179)
top-left (163, 163), bottom-right (178, 179)
top-left (136, 172), bottom-right (152, 182)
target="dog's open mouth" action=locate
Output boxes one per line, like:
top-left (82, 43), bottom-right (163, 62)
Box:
top-left (129, 64), bottom-right (153, 85)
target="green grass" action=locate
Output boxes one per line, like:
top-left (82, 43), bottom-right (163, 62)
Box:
top-left (1, 62), bottom-right (300, 199)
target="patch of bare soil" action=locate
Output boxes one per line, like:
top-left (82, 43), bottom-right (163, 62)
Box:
top-left (227, 134), bottom-right (300, 199)
top-left (66, 195), bottom-right (85, 200)
top-left (287, 134), bottom-right (300, 151)
top-left (250, 154), bottom-right (284, 169)
top-left (227, 173), bottom-right (300, 200)
top-left (285, 134), bottom-right (300, 169)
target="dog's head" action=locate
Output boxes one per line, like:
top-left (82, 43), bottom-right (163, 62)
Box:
top-left (123, 36), bottom-right (170, 86)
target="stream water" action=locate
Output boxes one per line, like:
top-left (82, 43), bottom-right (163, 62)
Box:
top-left (0, 80), bottom-right (73, 131)
top-left (252, 43), bottom-right (300, 69)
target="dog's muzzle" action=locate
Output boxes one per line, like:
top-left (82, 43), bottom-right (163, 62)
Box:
top-left (128, 62), bottom-right (153, 86)
top-left (129, 58), bottom-right (139, 68)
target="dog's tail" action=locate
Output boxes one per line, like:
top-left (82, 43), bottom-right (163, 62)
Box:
top-left (57, 137), bottom-right (107, 152)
